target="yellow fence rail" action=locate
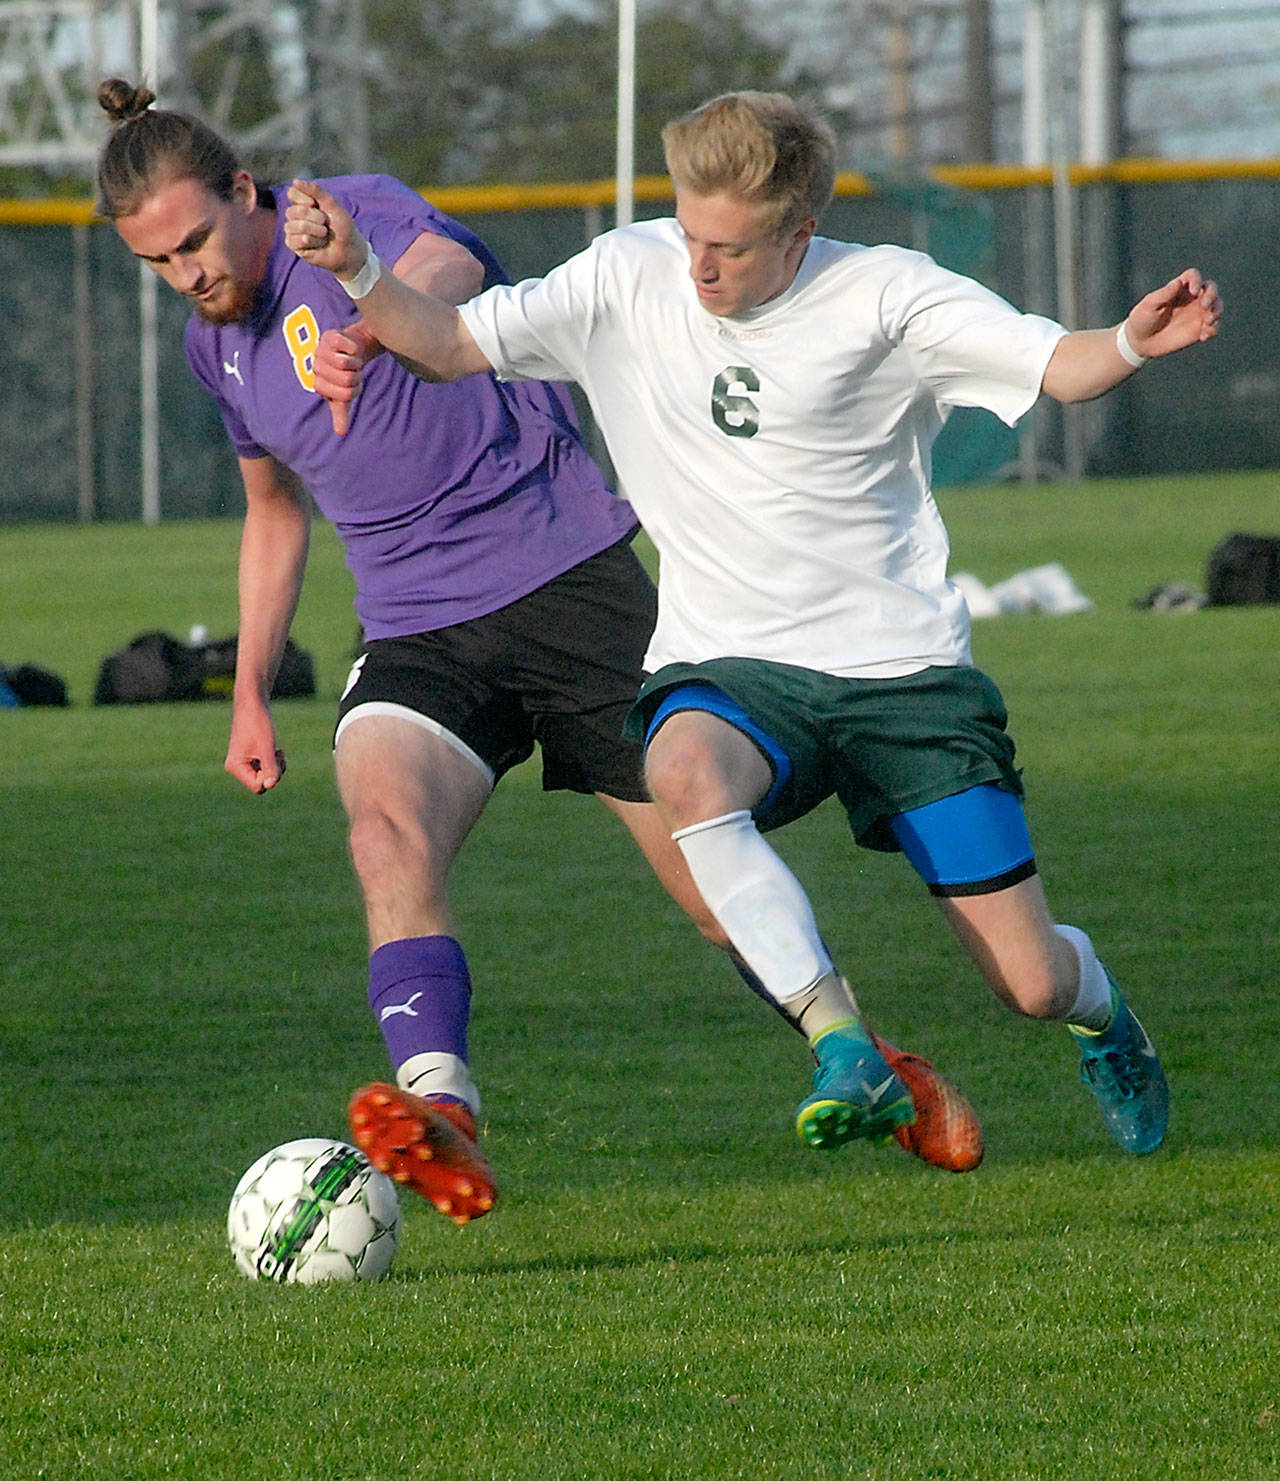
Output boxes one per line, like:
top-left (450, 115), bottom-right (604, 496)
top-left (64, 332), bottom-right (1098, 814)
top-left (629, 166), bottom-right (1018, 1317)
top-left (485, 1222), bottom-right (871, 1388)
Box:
top-left (5, 157), bottom-right (1280, 226)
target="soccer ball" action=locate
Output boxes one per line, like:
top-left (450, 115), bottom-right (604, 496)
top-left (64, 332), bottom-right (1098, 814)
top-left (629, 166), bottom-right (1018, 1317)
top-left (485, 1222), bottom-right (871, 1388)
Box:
top-left (227, 1137), bottom-right (401, 1284)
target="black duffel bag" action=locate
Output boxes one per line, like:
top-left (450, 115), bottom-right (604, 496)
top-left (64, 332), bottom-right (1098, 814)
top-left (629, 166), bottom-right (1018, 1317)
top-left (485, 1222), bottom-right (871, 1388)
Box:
top-left (1205, 532), bottom-right (1280, 606)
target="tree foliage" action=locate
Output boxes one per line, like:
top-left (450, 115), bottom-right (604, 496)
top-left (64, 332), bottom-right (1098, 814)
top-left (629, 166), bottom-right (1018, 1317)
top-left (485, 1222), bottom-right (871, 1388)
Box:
top-left (367, 0), bottom-right (804, 185)
top-left (362, 0), bottom-right (519, 185)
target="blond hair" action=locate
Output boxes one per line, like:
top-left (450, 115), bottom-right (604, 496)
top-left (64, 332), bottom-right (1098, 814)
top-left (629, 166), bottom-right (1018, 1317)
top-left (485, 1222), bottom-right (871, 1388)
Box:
top-left (661, 92), bottom-right (836, 236)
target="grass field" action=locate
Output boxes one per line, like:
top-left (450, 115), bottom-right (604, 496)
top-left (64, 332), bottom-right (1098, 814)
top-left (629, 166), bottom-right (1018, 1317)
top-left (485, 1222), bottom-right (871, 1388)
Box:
top-left (2, 470), bottom-right (1278, 1479)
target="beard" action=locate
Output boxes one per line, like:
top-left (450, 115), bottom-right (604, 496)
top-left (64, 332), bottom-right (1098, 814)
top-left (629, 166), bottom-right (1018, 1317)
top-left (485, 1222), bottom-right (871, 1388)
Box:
top-left (191, 274), bottom-right (260, 326)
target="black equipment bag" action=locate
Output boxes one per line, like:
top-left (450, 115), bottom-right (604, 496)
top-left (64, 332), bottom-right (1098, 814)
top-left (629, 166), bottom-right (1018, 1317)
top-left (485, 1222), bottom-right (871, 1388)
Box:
top-left (94, 631), bottom-right (316, 704)
top-left (4, 663), bottom-right (70, 706)
top-left (194, 634), bottom-right (317, 700)
top-left (1205, 532), bottom-right (1280, 606)
top-left (93, 631), bottom-right (205, 704)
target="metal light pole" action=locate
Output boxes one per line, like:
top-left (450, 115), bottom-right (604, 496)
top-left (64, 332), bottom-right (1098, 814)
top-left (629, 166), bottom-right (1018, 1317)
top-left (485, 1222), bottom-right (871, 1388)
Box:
top-left (1046, 0), bottom-right (1085, 480)
top-left (615, 0), bottom-right (635, 229)
top-left (1020, 0), bottom-right (1050, 482)
top-left (139, 0), bottom-right (161, 523)
top-left (963, 0), bottom-right (993, 163)
top-left (1080, 0), bottom-right (1122, 166)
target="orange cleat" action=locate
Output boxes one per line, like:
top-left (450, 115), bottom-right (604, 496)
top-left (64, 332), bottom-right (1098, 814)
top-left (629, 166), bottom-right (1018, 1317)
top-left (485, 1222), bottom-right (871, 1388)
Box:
top-left (871, 1035), bottom-right (984, 1173)
top-left (348, 1083), bottom-right (497, 1225)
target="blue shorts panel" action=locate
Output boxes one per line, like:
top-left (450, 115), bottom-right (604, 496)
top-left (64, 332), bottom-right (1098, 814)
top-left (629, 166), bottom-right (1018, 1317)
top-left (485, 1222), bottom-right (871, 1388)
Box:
top-left (644, 683), bottom-right (793, 813)
top-left (890, 783), bottom-right (1037, 896)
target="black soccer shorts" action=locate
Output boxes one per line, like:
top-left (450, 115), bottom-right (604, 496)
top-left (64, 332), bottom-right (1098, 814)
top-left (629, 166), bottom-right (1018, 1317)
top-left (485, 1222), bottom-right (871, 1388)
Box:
top-left (335, 538), bottom-right (656, 802)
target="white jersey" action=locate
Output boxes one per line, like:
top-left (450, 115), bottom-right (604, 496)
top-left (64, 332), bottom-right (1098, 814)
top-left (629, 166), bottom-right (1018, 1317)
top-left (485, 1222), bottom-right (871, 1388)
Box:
top-left (459, 219), bottom-right (1066, 679)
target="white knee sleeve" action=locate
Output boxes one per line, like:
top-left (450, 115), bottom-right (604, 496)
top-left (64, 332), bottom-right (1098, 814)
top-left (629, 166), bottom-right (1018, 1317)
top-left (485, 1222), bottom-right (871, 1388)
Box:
top-left (673, 810), bottom-right (834, 1005)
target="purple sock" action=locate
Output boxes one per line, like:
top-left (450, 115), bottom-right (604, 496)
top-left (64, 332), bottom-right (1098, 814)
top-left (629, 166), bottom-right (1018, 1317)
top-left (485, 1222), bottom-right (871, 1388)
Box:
top-left (368, 936), bottom-right (472, 1072)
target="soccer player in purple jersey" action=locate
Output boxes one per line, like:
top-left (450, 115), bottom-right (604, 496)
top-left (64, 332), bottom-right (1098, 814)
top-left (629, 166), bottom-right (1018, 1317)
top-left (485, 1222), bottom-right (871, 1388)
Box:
top-left (96, 80), bottom-right (984, 1223)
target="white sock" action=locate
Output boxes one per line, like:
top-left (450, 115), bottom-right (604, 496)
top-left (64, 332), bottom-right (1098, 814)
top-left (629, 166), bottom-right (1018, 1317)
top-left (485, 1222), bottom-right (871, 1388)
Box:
top-left (791, 973), bottom-right (863, 1043)
top-left (1056, 924), bottom-right (1115, 1032)
top-left (673, 810), bottom-right (834, 1006)
top-left (396, 1051), bottom-right (481, 1115)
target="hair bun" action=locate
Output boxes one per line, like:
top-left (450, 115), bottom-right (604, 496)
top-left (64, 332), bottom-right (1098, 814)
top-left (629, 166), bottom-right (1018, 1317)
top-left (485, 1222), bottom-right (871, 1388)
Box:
top-left (97, 78), bottom-right (155, 124)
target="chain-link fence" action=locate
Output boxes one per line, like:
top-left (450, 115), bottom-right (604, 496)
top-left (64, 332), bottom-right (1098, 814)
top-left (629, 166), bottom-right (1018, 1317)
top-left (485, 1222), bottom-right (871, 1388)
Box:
top-left (3, 163), bottom-right (1275, 524)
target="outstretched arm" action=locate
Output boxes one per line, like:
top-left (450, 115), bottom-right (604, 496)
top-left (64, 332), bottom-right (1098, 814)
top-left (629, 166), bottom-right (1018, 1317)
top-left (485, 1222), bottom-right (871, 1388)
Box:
top-left (285, 180), bottom-right (493, 411)
top-left (1041, 268), bottom-right (1223, 404)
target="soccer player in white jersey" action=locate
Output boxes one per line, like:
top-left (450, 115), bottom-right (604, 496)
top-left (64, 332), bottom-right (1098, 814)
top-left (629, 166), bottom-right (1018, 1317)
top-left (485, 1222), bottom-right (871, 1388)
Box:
top-left (284, 91), bottom-right (1222, 1159)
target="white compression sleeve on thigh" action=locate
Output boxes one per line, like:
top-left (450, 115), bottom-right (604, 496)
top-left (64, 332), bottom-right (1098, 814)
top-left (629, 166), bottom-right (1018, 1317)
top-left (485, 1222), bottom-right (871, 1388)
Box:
top-left (673, 810), bottom-right (834, 1005)
top-left (1056, 923), bottom-right (1114, 1030)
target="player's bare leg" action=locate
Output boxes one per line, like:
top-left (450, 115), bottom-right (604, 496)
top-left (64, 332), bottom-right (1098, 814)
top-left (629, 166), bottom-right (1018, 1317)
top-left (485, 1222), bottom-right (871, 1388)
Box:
top-left (336, 712), bottom-right (490, 949)
top-left (935, 873), bottom-right (1076, 1019)
top-left (597, 792), bottom-right (730, 947)
top-left (938, 875), bottom-right (1168, 1154)
top-left (337, 713), bottom-right (500, 1220)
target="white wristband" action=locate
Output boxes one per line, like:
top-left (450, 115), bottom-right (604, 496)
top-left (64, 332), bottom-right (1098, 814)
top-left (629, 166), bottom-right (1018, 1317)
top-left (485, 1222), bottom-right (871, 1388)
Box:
top-left (339, 244), bottom-right (383, 300)
top-left (1115, 322), bottom-right (1149, 369)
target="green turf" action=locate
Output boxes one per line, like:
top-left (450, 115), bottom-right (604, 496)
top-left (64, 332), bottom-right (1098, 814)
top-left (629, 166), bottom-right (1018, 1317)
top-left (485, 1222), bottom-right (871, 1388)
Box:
top-left (2, 471), bottom-right (1278, 1479)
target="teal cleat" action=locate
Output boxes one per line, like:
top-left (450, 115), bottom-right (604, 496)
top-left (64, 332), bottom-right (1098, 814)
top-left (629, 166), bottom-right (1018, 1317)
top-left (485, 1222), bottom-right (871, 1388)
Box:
top-left (1070, 987), bottom-right (1169, 1155)
top-left (795, 1022), bottom-right (915, 1151)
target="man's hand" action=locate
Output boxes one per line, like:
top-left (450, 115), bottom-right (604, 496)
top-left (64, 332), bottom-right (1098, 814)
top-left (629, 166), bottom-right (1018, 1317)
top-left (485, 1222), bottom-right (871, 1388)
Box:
top-left (226, 696), bottom-right (286, 794)
top-left (287, 178), bottom-right (494, 387)
top-left (1044, 267), bottom-right (1223, 403)
top-left (285, 179), bottom-right (368, 279)
top-left (1125, 269), bottom-right (1223, 358)
top-left (313, 323), bottom-right (384, 436)
top-left (286, 182), bottom-right (388, 435)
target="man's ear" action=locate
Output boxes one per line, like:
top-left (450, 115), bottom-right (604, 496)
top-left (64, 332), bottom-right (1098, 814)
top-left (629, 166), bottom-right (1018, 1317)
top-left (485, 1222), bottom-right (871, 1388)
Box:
top-left (785, 216), bottom-right (817, 261)
top-left (233, 169), bottom-right (258, 212)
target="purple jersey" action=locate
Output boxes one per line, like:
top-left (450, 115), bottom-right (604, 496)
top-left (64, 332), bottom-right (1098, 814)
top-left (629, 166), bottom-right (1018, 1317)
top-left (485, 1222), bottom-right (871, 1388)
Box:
top-left (184, 175), bottom-right (635, 639)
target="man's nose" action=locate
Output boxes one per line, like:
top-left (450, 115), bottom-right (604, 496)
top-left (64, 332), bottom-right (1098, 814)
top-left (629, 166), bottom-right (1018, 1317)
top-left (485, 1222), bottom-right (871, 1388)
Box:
top-left (173, 254), bottom-right (203, 291)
